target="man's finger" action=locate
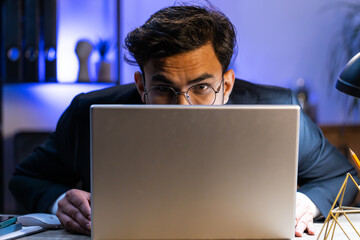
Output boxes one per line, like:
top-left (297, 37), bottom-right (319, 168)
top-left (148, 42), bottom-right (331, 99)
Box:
top-left (57, 190), bottom-right (92, 232)
top-left (75, 195), bottom-right (91, 221)
top-left (306, 221), bottom-right (315, 235)
top-left (295, 203), bottom-right (309, 222)
top-left (295, 221), bottom-right (307, 237)
top-left (67, 205), bottom-right (91, 230)
top-left (66, 190), bottom-right (91, 221)
top-left (58, 212), bottom-right (90, 235)
top-left (59, 196), bottom-right (91, 231)
top-left (295, 213), bottom-right (314, 237)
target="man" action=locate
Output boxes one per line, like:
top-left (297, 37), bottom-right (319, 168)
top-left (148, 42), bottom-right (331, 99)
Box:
top-left (9, 3), bottom-right (359, 237)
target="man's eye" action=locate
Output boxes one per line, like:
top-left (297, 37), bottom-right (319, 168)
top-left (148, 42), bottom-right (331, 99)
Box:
top-left (192, 84), bottom-right (211, 94)
top-left (152, 86), bottom-right (172, 95)
top-left (156, 86), bottom-right (169, 92)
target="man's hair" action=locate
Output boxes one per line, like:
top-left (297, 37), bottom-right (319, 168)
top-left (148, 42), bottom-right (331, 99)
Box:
top-left (124, 3), bottom-right (236, 73)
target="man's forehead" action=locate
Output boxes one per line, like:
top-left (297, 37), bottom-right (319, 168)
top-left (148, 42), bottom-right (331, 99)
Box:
top-left (142, 44), bottom-right (222, 80)
top-left (144, 57), bottom-right (207, 74)
top-left (150, 72), bottom-right (216, 84)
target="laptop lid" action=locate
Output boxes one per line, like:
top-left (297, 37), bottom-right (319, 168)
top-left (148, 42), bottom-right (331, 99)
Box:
top-left (90, 105), bottom-right (299, 240)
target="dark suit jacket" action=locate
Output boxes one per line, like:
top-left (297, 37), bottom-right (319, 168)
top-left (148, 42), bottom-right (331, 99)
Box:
top-left (9, 79), bottom-right (359, 217)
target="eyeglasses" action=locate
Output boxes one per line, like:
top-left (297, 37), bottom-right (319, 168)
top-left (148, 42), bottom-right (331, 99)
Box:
top-left (144, 78), bottom-right (223, 105)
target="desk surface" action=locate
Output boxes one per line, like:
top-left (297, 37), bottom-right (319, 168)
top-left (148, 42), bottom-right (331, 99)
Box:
top-left (17, 214), bottom-right (360, 240)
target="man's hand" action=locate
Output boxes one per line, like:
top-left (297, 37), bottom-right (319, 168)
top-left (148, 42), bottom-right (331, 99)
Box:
top-left (56, 189), bottom-right (91, 235)
top-left (295, 192), bottom-right (317, 237)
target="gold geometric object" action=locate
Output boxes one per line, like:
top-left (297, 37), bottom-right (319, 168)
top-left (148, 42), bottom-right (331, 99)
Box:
top-left (317, 173), bottom-right (360, 240)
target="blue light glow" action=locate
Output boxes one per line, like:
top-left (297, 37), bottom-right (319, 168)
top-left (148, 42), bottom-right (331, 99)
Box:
top-left (4, 83), bottom-right (115, 133)
top-left (46, 47), bottom-right (56, 61)
top-left (7, 47), bottom-right (20, 61)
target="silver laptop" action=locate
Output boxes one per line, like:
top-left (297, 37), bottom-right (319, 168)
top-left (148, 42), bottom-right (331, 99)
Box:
top-left (90, 105), bottom-right (299, 240)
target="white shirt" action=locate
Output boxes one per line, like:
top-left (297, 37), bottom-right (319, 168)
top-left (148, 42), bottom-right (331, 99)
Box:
top-left (49, 192), bottom-right (66, 215)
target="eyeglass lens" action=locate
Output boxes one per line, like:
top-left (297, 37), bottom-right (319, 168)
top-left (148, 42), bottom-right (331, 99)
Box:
top-left (146, 84), bottom-right (218, 104)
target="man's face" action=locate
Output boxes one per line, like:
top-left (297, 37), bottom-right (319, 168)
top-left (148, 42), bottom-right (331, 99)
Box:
top-left (134, 44), bottom-right (235, 105)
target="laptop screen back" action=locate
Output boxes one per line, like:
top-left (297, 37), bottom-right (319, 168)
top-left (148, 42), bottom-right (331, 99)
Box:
top-left (91, 105), bottom-right (299, 240)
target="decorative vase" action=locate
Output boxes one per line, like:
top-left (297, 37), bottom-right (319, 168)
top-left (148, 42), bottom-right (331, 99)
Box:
top-left (75, 40), bottom-right (93, 82)
top-left (97, 60), bottom-right (111, 83)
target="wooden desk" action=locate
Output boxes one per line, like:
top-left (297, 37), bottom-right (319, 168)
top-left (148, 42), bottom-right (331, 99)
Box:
top-left (17, 214), bottom-right (360, 240)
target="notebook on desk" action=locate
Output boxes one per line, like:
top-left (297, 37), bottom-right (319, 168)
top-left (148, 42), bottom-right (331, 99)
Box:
top-left (90, 105), bottom-right (300, 240)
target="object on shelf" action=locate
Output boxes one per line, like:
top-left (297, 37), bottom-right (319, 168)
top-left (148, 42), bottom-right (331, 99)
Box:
top-left (96, 38), bottom-right (112, 83)
top-left (75, 39), bottom-right (93, 82)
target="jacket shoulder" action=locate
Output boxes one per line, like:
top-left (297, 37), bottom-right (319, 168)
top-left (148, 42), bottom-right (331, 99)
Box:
top-left (76, 83), bottom-right (142, 105)
top-left (229, 79), bottom-right (297, 104)
top-left (65, 83), bottom-right (143, 119)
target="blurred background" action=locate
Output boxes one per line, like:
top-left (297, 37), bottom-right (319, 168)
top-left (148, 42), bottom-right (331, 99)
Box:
top-left (1, 0), bottom-right (360, 213)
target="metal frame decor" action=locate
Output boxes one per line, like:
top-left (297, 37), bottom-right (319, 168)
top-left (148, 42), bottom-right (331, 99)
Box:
top-left (317, 173), bottom-right (360, 240)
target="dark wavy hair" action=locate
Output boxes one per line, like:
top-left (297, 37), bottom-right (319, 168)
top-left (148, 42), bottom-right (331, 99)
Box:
top-left (124, 3), bottom-right (236, 74)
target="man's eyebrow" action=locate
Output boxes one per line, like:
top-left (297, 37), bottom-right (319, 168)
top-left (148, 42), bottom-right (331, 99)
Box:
top-left (151, 74), bottom-right (173, 85)
top-left (187, 73), bottom-right (215, 85)
top-left (151, 73), bottom-right (215, 85)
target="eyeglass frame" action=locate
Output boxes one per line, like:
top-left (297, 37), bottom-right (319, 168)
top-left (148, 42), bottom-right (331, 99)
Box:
top-left (143, 77), bottom-right (224, 105)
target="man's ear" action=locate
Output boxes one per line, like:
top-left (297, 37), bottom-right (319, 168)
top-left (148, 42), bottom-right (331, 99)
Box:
top-left (134, 71), bottom-right (146, 103)
top-left (223, 69), bottom-right (235, 104)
